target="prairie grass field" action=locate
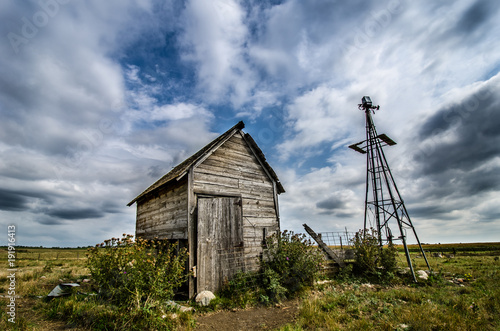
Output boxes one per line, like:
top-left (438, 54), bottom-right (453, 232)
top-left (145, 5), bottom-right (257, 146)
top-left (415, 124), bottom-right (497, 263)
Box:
top-left (0, 243), bottom-right (499, 330)
top-left (280, 243), bottom-right (500, 330)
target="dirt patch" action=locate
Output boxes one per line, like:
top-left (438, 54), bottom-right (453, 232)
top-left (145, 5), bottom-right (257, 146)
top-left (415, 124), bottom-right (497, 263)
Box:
top-left (195, 300), bottom-right (300, 330)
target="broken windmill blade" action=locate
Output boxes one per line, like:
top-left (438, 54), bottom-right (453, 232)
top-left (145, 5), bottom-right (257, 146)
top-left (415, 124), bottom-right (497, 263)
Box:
top-left (349, 96), bottom-right (431, 282)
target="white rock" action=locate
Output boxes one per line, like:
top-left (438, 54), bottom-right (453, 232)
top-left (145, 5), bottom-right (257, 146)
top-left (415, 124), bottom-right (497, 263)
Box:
top-left (416, 270), bottom-right (428, 280)
top-left (195, 290), bottom-right (216, 306)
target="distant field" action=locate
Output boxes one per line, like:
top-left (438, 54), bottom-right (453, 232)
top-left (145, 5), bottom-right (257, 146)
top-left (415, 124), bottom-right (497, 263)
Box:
top-left (1, 242), bottom-right (498, 263)
top-left (0, 247), bottom-right (88, 262)
top-left (406, 242), bottom-right (500, 254)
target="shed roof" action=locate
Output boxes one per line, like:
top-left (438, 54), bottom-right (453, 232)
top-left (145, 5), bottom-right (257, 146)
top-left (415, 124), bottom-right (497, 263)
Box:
top-left (127, 121), bottom-right (284, 206)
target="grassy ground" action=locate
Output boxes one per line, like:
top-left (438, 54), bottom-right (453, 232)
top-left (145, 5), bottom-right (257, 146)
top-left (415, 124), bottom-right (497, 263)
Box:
top-left (0, 248), bottom-right (90, 330)
top-left (1, 245), bottom-right (499, 330)
top-left (279, 250), bottom-right (500, 330)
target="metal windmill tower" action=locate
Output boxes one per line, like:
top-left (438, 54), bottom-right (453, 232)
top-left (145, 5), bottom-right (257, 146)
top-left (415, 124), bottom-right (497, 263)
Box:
top-left (349, 96), bottom-right (430, 282)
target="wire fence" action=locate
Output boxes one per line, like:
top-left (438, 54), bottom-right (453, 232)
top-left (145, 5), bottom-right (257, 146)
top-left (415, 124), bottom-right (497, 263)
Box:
top-left (312, 231), bottom-right (356, 249)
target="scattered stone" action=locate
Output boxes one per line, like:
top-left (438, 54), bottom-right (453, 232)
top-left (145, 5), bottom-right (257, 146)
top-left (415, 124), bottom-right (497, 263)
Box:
top-left (165, 300), bottom-right (194, 313)
top-left (416, 270), bottom-right (428, 280)
top-left (431, 253), bottom-right (442, 258)
top-left (47, 283), bottom-right (80, 297)
top-left (398, 267), bottom-right (410, 275)
top-left (445, 254), bottom-right (454, 259)
top-left (82, 279), bottom-right (90, 283)
top-left (162, 312), bottom-right (179, 319)
top-left (40, 276), bottom-right (46, 279)
top-left (195, 290), bottom-right (216, 307)
top-left (398, 323), bottom-right (410, 330)
top-left (315, 280), bottom-right (333, 285)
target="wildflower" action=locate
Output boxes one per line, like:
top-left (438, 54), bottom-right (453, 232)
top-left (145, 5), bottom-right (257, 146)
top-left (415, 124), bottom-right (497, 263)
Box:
top-left (286, 257), bottom-right (289, 261)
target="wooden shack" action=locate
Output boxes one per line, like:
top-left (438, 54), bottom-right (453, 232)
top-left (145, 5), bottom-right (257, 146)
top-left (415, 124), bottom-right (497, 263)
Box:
top-left (127, 121), bottom-right (285, 297)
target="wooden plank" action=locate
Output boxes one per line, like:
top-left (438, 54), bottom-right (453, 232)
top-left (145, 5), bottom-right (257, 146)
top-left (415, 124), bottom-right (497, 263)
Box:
top-left (137, 230), bottom-right (187, 240)
top-left (140, 218), bottom-right (187, 233)
top-left (243, 209), bottom-right (277, 219)
top-left (303, 223), bottom-right (345, 267)
top-left (205, 151), bottom-right (262, 171)
top-left (219, 139), bottom-right (252, 155)
top-left (200, 154), bottom-right (262, 172)
top-left (193, 172), bottom-right (240, 189)
top-left (193, 182), bottom-right (275, 202)
top-left (193, 183), bottom-right (240, 196)
top-left (243, 199), bottom-right (276, 208)
top-left (196, 162), bottom-right (267, 182)
top-left (243, 217), bottom-right (278, 228)
top-left (187, 168), bottom-right (196, 298)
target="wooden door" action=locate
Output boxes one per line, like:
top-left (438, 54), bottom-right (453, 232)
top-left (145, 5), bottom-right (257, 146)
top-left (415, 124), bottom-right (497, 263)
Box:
top-left (197, 196), bottom-right (243, 293)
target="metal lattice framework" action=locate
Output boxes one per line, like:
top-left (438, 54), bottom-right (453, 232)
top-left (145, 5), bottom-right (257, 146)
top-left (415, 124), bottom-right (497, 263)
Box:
top-left (349, 96), bottom-right (430, 282)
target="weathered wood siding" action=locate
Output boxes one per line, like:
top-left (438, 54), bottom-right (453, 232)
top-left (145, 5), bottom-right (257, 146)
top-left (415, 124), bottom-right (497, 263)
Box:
top-left (193, 133), bottom-right (279, 269)
top-left (136, 179), bottom-right (188, 240)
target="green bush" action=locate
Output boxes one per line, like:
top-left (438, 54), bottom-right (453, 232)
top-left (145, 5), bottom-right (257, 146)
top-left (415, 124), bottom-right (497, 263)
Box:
top-left (380, 240), bottom-right (398, 274)
top-left (86, 234), bottom-right (189, 309)
top-left (352, 228), bottom-right (398, 279)
top-left (218, 271), bottom-right (261, 308)
top-left (260, 230), bottom-right (324, 298)
top-left (352, 228), bottom-right (380, 276)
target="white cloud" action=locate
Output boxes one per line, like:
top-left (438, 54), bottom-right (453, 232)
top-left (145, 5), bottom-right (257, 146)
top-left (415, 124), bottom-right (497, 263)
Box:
top-left (179, 0), bottom-right (255, 107)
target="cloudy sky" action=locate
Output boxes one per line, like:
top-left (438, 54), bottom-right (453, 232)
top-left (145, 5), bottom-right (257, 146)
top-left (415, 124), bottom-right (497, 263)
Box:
top-left (1, 0), bottom-right (499, 247)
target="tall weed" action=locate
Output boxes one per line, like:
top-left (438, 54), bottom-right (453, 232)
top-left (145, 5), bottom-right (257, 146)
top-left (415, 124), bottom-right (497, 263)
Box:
top-left (86, 234), bottom-right (189, 309)
top-left (260, 230), bottom-right (324, 297)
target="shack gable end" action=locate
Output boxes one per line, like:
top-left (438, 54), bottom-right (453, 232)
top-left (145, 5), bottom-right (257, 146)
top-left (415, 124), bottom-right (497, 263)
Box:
top-left (193, 132), bottom-right (279, 247)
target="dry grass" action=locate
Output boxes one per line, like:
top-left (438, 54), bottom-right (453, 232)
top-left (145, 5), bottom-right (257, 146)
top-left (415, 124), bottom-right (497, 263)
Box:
top-left (280, 250), bottom-right (500, 330)
top-left (0, 247), bottom-right (192, 330)
top-left (0, 248), bottom-right (90, 330)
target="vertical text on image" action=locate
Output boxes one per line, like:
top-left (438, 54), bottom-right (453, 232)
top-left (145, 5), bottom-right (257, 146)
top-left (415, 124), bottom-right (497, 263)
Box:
top-left (7, 225), bottom-right (17, 323)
